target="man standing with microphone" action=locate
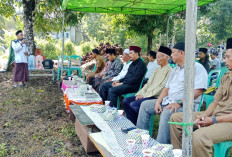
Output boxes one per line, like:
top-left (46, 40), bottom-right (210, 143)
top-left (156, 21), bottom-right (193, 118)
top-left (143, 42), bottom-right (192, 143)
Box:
top-left (12, 30), bottom-right (30, 88)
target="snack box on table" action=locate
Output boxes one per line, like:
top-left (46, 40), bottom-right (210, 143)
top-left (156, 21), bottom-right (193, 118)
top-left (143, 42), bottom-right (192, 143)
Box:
top-left (128, 129), bottom-right (149, 143)
top-left (102, 109), bottom-right (117, 122)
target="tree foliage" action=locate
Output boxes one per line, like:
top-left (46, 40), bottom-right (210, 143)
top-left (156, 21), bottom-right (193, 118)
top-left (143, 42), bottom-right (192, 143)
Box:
top-left (207, 0), bottom-right (232, 41)
top-left (0, 0), bottom-right (84, 35)
top-left (0, 0), bottom-right (15, 18)
top-left (81, 13), bottom-right (127, 47)
top-left (114, 14), bottom-right (173, 53)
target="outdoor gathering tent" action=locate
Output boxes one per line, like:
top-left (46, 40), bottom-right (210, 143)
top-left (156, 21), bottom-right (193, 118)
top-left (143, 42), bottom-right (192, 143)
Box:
top-left (62, 0), bottom-right (214, 15)
top-left (61, 0), bottom-right (215, 156)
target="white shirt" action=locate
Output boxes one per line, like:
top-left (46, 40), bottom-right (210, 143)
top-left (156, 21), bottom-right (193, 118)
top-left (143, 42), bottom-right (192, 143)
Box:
top-left (112, 61), bottom-right (132, 81)
top-left (12, 40), bottom-right (29, 63)
top-left (145, 60), bottom-right (160, 79)
top-left (162, 62), bottom-right (208, 111)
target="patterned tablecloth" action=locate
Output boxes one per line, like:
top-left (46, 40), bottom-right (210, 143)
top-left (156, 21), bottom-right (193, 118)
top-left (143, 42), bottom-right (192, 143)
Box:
top-left (64, 87), bottom-right (103, 111)
top-left (81, 106), bottom-right (159, 157)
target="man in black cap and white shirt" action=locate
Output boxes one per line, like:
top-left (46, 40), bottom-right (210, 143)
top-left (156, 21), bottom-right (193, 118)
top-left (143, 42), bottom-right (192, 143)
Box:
top-left (136, 42), bottom-right (208, 144)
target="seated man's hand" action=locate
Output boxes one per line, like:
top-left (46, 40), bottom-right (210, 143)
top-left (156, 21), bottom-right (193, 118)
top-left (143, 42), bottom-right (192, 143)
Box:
top-left (195, 114), bottom-right (206, 122)
top-left (112, 80), bottom-right (119, 85)
top-left (194, 116), bottom-right (213, 128)
top-left (136, 95), bottom-right (143, 100)
top-left (194, 113), bottom-right (208, 128)
top-left (163, 103), bottom-right (181, 113)
top-left (155, 102), bottom-right (162, 115)
top-left (102, 75), bottom-right (106, 79)
top-left (113, 82), bottom-right (122, 87)
top-left (105, 78), bottom-right (113, 82)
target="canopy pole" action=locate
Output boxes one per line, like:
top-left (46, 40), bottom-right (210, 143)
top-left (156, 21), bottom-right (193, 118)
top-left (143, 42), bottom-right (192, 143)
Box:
top-left (61, 11), bottom-right (65, 78)
top-left (166, 16), bottom-right (170, 46)
top-left (182, 0), bottom-right (198, 156)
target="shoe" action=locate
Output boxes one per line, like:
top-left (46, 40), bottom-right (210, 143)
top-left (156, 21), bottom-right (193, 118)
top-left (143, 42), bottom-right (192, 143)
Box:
top-left (13, 84), bottom-right (19, 88)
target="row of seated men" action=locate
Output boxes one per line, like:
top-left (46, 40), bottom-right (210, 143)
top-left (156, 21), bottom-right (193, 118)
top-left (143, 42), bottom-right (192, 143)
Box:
top-left (86, 38), bottom-right (232, 157)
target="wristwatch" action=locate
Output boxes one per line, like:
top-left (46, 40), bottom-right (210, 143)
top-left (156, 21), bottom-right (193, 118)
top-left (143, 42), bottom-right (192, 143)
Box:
top-left (212, 116), bottom-right (217, 124)
top-left (176, 100), bottom-right (183, 106)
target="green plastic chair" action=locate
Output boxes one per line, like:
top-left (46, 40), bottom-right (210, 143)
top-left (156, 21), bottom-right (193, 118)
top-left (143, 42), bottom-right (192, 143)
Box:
top-left (214, 141), bottom-right (232, 157)
top-left (57, 55), bottom-right (71, 80)
top-left (92, 63), bottom-right (97, 73)
top-left (169, 64), bottom-right (176, 68)
top-left (216, 67), bottom-right (229, 87)
top-left (205, 68), bottom-right (229, 109)
top-left (221, 62), bottom-right (226, 67)
top-left (203, 69), bottom-right (221, 108)
top-left (149, 114), bottom-right (155, 136)
top-left (70, 55), bottom-right (82, 77)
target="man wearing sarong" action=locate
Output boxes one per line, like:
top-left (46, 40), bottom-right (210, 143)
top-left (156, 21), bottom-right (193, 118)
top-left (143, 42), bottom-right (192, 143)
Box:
top-left (12, 30), bottom-right (30, 87)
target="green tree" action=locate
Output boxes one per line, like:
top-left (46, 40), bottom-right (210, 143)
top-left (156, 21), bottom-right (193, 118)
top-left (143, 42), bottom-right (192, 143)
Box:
top-left (0, 0), bottom-right (84, 54)
top-left (115, 14), bottom-right (173, 54)
top-left (81, 13), bottom-right (127, 47)
top-left (207, 0), bottom-right (232, 42)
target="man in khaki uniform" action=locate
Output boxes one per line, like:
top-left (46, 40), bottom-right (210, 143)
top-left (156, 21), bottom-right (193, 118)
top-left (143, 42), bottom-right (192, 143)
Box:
top-left (86, 49), bottom-right (105, 84)
top-left (170, 38), bottom-right (232, 157)
top-left (123, 46), bottom-right (172, 125)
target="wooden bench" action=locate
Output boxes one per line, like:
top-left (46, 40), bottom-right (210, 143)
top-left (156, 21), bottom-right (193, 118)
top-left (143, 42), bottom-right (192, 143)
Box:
top-left (29, 68), bottom-right (55, 81)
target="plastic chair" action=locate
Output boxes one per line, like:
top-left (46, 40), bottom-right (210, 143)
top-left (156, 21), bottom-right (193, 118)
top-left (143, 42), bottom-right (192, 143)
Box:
top-left (215, 67), bottom-right (229, 87)
top-left (204, 67), bottom-right (229, 108)
top-left (92, 63), bottom-right (97, 73)
top-left (149, 114), bottom-right (155, 136)
top-left (214, 141), bottom-right (232, 157)
top-left (221, 62), bottom-right (226, 67)
top-left (169, 64), bottom-right (176, 68)
top-left (70, 55), bottom-right (82, 77)
top-left (57, 55), bottom-right (71, 80)
top-left (204, 69), bottom-right (222, 108)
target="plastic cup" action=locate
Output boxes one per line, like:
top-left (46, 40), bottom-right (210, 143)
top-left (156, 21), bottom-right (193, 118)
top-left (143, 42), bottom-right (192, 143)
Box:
top-left (105, 101), bottom-right (110, 109)
top-left (142, 149), bottom-right (154, 157)
top-left (118, 110), bottom-right (124, 119)
top-left (126, 139), bottom-right (136, 154)
top-left (68, 77), bottom-right (71, 81)
top-left (173, 149), bottom-right (182, 157)
top-left (88, 85), bottom-right (92, 91)
top-left (141, 134), bottom-right (150, 148)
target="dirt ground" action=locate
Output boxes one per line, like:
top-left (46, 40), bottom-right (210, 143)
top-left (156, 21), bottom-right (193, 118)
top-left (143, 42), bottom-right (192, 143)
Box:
top-left (0, 72), bottom-right (101, 157)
